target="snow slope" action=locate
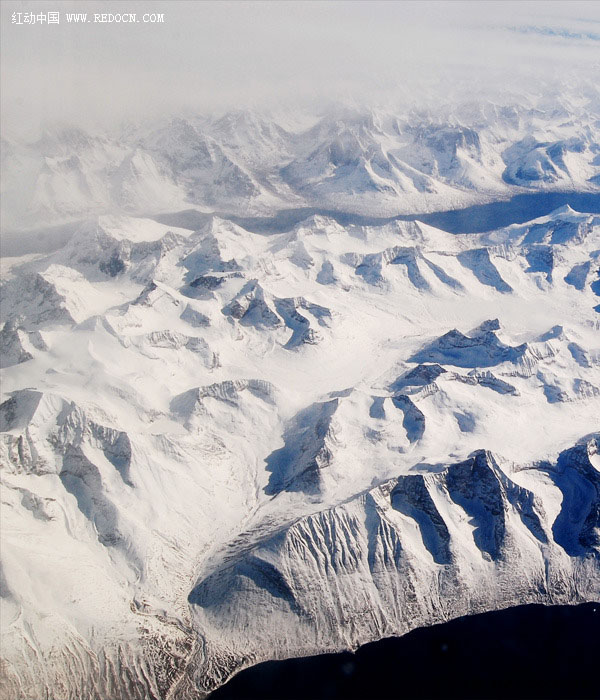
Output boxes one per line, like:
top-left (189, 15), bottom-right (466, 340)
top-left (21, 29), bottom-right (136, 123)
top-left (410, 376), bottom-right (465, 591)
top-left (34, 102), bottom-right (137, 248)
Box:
top-left (1, 198), bottom-right (599, 698)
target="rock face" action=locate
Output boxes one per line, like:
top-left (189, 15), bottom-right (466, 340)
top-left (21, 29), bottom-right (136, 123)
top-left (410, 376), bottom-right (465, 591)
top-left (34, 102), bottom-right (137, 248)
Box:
top-left (188, 439), bottom-right (600, 694)
top-left (222, 281), bottom-right (331, 348)
top-left (1, 120), bottom-right (600, 699)
top-left (410, 326), bottom-right (525, 368)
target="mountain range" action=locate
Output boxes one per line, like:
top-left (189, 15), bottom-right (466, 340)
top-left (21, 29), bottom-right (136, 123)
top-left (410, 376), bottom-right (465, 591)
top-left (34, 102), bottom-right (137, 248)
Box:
top-left (1, 104), bottom-right (599, 699)
top-left (2, 96), bottom-right (600, 232)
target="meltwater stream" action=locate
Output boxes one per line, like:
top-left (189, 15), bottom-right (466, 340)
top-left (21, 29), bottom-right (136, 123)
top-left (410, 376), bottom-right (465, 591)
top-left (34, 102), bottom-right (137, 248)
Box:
top-left (209, 603), bottom-right (600, 700)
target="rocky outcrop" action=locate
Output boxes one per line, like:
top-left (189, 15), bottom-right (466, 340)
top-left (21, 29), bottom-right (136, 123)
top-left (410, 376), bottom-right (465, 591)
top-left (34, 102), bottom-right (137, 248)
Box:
top-left (188, 439), bottom-right (599, 694)
top-left (222, 281), bottom-right (331, 348)
top-left (410, 319), bottom-right (526, 368)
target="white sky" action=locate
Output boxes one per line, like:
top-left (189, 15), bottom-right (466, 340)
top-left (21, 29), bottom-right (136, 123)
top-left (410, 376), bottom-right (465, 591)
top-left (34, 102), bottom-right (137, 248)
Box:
top-left (2, 0), bottom-right (600, 136)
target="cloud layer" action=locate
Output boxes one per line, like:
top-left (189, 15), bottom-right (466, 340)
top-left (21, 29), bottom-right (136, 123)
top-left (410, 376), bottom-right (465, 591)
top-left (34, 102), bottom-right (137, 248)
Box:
top-left (2, 0), bottom-right (600, 137)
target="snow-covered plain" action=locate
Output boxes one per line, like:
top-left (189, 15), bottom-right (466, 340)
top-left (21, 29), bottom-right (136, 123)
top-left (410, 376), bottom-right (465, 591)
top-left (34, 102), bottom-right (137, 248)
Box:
top-left (1, 106), bottom-right (600, 699)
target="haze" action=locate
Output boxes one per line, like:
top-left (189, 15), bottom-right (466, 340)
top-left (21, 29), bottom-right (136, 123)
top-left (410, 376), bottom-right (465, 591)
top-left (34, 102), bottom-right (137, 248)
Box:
top-left (2, 0), bottom-right (600, 138)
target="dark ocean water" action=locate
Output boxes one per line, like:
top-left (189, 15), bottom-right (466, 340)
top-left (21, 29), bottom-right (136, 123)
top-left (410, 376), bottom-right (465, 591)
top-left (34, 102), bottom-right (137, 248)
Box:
top-left (208, 603), bottom-right (600, 700)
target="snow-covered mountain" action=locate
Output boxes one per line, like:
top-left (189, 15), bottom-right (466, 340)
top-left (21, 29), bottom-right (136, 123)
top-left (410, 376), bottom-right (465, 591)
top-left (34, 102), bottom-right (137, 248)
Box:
top-left (2, 97), bottom-right (599, 232)
top-left (1, 183), bottom-right (599, 698)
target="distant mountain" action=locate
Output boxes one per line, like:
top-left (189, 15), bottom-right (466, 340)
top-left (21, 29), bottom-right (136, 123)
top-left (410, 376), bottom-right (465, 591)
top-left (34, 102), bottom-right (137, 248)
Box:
top-left (2, 99), bottom-right (599, 230)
